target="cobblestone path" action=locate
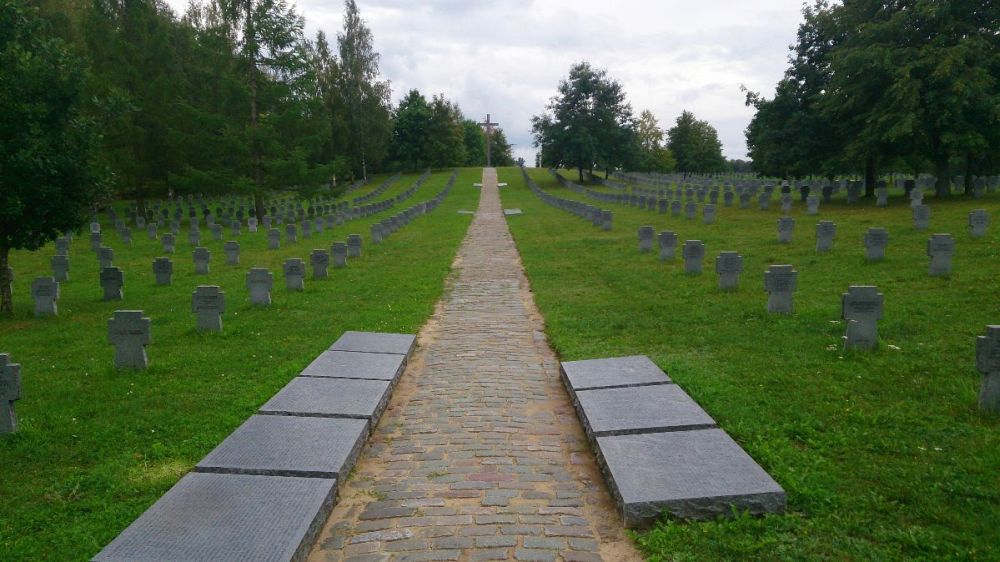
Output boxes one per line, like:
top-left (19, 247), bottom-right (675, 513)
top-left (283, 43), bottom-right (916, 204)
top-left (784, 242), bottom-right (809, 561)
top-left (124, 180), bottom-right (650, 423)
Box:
top-left (308, 169), bottom-right (642, 562)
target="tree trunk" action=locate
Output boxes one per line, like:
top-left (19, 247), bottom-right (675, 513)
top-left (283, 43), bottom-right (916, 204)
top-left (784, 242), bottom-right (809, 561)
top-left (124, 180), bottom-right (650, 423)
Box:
top-left (964, 154), bottom-right (974, 195)
top-left (604, 167), bottom-right (610, 180)
top-left (934, 157), bottom-right (950, 198)
top-left (864, 156), bottom-right (876, 198)
top-left (0, 245), bottom-right (11, 314)
top-left (253, 192), bottom-right (265, 222)
top-left (577, 165), bottom-right (584, 183)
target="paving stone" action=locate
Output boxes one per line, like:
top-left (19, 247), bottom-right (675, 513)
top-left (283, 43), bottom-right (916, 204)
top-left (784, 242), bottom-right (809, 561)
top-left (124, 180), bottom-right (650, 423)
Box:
top-left (596, 429), bottom-right (786, 527)
top-left (560, 355), bottom-right (670, 401)
top-left (514, 548), bottom-right (559, 561)
top-left (195, 415), bottom-right (368, 478)
top-left (575, 384), bottom-right (716, 439)
top-left (260, 377), bottom-right (391, 424)
top-left (330, 331), bottom-right (416, 355)
top-left (301, 350), bottom-right (406, 382)
top-left (93, 473), bottom-right (335, 562)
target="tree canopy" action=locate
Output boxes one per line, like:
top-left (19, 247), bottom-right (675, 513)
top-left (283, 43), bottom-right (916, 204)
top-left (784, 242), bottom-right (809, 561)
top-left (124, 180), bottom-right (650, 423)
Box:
top-left (666, 111), bottom-right (726, 175)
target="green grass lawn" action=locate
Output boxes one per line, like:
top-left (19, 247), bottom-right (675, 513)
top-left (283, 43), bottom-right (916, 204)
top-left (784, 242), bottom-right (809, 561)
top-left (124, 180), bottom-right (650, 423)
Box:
top-left (0, 169), bottom-right (480, 561)
top-left (499, 167), bottom-right (1000, 561)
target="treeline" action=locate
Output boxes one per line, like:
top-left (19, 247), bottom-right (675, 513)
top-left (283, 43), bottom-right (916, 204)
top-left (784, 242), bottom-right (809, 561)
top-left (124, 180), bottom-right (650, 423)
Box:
top-left (531, 62), bottom-right (738, 181)
top-left (25, 0), bottom-right (508, 213)
top-left (745, 0), bottom-right (1000, 196)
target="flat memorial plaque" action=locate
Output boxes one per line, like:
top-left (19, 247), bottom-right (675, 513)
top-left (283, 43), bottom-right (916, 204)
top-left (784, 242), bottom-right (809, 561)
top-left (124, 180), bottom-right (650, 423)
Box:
top-left (301, 350), bottom-right (406, 382)
top-left (195, 415), bottom-right (368, 479)
top-left (503, 208), bottom-right (523, 216)
top-left (596, 429), bottom-right (786, 527)
top-left (93, 472), bottom-right (336, 562)
top-left (576, 385), bottom-right (716, 438)
top-left (560, 355), bottom-right (670, 400)
top-left (329, 331), bottom-right (416, 356)
top-left (260, 377), bottom-right (391, 424)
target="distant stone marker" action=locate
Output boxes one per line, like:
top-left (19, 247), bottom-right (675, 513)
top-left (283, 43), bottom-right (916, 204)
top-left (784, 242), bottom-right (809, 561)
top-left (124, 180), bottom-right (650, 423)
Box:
top-left (97, 246), bottom-right (114, 269)
top-left (192, 286), bottom-right (225, 332)
top-left (638, 226), bottom-right (654, 253)
top-left (912, 204), bottom-right (931, 230)
top-left (806, 195), bottom-right (820, 215)
top-left (969, 209), bottom-right (989, 238)
top-left (246, 268), bottom-right (274, 306)
top-left (975, 325), bottom-right (1000, 412)
top-left (864, 228), bottom-right (889, 261)
top-left (311, 249), bottom-right (330, 279)
top-left (347, 234), bottom-right (362, 258)
top-left (31, 277), bottom-right (59, 317)
top-left (478, 113), bottom-right (500, 167)
top-left (658, 231), bottom-right (678, 261)
top-left (841, 285), bottom-right (883, 351)
top-left (764, 265), bottom-right (797, 314)
top-left (161, 233), bottom-right (176, 254)
top-left (777, 217), bottom-right (795, 244)
top-left (108, 310), bottom-right (151, 369)
top-left (702, 204), bottom-right (716, 225)
top-left (682, 240), bottom-right (705, 275)
top-left (153, 257), bottom-right (173, 286)
top-left (0, 353), bottom-right (22, 434)
top-left (193, 247), bottom-right (211, 275)
top-left (927, 233), bottom-right (955, 276)
top-left (285, 223), bottom-right (298, 243)
top-left (224, 241), bottom-right (240, 265)
top-left (268, 228), bottom-right (281, 250)
top-left (51, 255), bottom-right (70, 282)
top-left (815, 221), bottom-right (836, 252)
top-left (331, 243), bottom-right (348, 268)
top-left (284, 258), bottom-right (306, 291)
top-left (715, 252), bottom-right (743, 291)
top-left (100, 267), bottom-right (125, 301)
top-left (55, 236), bottom-right (70, 255)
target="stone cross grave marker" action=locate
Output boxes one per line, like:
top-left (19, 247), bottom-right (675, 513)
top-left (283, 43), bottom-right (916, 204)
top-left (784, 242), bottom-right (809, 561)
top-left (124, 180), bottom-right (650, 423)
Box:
top-left (715, 252), bottom-right (743, 291)
top-left (684, 202), bottom-right (697, 220)
top-left (638, 226), bottom-right (655, 253)
top-left (100, 267), bottom-right (124, 301)
top-left (371, 223), bottom-right (384, 244)
top-left (758, 193), bottom-right (771, 211)
top-left (777, 217), bottom-right (795, 244)
top-left (231, 220), bottom-right (241, 236)
top-left (284, 258), bottom-right (306, 291)
top-left (703, 204), bottom-right (716, 225)
top-left (975, 326), bottom-right (1000, 412)
top-left (671, 200), bottom-right (682, 216)
top-left (724, 191), bottom-right (734, 207)
top-left (912, 204), bottom-right (931, 230)
top-left (285, 224), bottom-right (298, 243)
top-left (806, 195), bottom-right (820, 215)
top-left (875, 187), bottom-right (889, 207)
top-left (311, 249), bottom-right (330, 279)
top-left (108, 310), bottom-right (151, 369)
top-left (224, 241), bottom-right (240, 265)
top-left (332, 242), bottom-right (348, 268)
top-left (842, 285), bottom-right (884, 351)
top-left (55, 237), bottom-right (69, 255)
top-left (816, 221), bottom-right (836, 252)
top-left (864, 228), bottom-right (889, 261)
top-left (51, 255), bottom-right (69, 282)
top-left (188, 228), bottom-right (201, 246)
top-left (347, 234), bottom-right (362, 258)
top-left (764, 265), bottom-right (798, 314)
top-left (478, 113), bottom-right (499, 167)
top-left (90, 222), bottom-right (101, 234)
top-left (910, 188), bottom-right (923, 208)
top-left (210, 224), bottom-right (223, 242)
top-left (147, 223), bottom-right (158, 240)
top-left (927, 233), bottom-right (955, 276)
top-left (739, 192), bottom-right (751, 209)
top-left (153, 257), bottom-right (173, 286)
top-left (780, 194), bottom-right (792, 214)
top-left (97, 246), bottom-right (114, 269)
top-left (120, 228), bottom-right (132, 246)
top-left (192, 286), bottom-right (225, 332)
top-left (89, 232), bottom-right (102, 252)
top-left (1, 353), bottom-right (22, 434)
top-left (301, 221), bottom-right (311, 239)
top-left (268, 228), bottom-right (281, 250)
top-left (161, 233), bottom-right (175, 254)
top-left (248, 217), bottom-right (258, 232)
top-left (682, 240), bottom-right (705, 275)
top-left (246, 268), bottom-right (273, 306)
top-left (136, 216), bottom-right (146, 229)
top-left (601, 210), bottom-right (613, 231)
top-left (31, 277), bottom-right (59, 317)
top-left (193, 247), bottom-right (210, 275)
top-left (969, 209), bottom-right (989, 238)
top-left (658, 231), bottom-right (678, 261)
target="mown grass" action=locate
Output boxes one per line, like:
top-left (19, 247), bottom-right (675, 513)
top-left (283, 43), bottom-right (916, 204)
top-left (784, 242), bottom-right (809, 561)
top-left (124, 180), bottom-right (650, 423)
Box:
top-left (0, 169), bottom-right (480, 561)
top-left (499, 167), bottom-right (1000, 561)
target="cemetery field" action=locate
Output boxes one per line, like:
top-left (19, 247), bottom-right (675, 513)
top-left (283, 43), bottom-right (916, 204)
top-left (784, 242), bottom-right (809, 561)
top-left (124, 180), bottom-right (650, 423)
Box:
top-left (500, 168), bottom-right (1000, 560)
top-left (0, 169), bottom-right (480, 560)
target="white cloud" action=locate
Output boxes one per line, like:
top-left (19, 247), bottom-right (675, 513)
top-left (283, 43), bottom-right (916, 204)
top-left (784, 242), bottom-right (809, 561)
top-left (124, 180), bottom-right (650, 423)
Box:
top-left (163, 0), bottom-right (807, 164)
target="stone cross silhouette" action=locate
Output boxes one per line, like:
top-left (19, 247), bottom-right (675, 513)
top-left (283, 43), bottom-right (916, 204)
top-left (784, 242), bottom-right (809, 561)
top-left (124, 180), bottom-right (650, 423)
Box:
top-left (478, 114), bottom-right (499, 167)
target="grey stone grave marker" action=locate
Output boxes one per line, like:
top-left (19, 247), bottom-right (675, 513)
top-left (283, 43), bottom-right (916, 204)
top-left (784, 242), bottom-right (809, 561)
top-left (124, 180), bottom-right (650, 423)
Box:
top-left (927, 233), bottom-right (955, 276)
top-left (670, 200), bottom-right (682, 216)
top-left (876, 187), bottom-right (889, 207)
top-left (841, 285), bottom-right (884, 351)
top-left (0, 353), bottom-right (22, 434)
top-left (192, 285), bottom-right (225, 332)
top-left (51, 255), bottom-right (69, 282)
top-left (638, 226), bottom-right (654, 253)
top-left (285, 224), bottom-right (298, 243)
top-left (90, 232), bottom-right (102, 252)
top-left (311, 249), bottom-right (330, 279)
top-left (31, 277), bottom-right (59, 317)
top-left (347, 234), bottom-right (362, 258)
top-left (231, 220), bottom-right (241, 236)
top-left (331, 242), bottom-right (348, 268)
top-left (246, 268), bottom-right (273, 306)
top-left (684, 202), bottom-right (696, 220)
top-left (969, 209), bottom-right (989, 238)
top-left (780, 194), bottom-right (792, 213)
top-left (188, 229), bottom-right (201, 246)
top-left (806, 195), bottom-right (820, 215)
top-left (682, 240), bottom-right (705, 275)
top-left (90, 222), bottom-right (101, 234)
top-left (816, 221), bottom-right (836, 252)
top-left (161, 233), bottom-right (175, 254)
top-left (55, 236), bottom-right (70, 255)
top-left (715, 252), bottom-right (743, 291)
top-left (268, 228), bottom-right (281, 250)
top-left (329, 331), bottom-right (416, 355)
top-left (120, 228), bottom-right (132, 246)
top-left (97, 246), bottom-right (114, 269)
top-left (100, 267), bottom-right (125, 301)
top-left (575, 384), bottom-right (714, 438)
top-left (913, 204), bottom-right (931, 230)
top-left (193, 247), bottom-right (210, 274)
top-left (301, 221), bottom-right (311, 239)
top-left (153, 257), bottom-right (173, 285)
top-left (259, 376), bottom-right (391, 424)
top-left (777, 217), bottom-right (794, 244)
top-left (764, 265), bottom-right (797, 314)
top-left (975, 325), bottom-right (1000, 412)
top-left (108, 310), bottom-right (150, 369)
top-left (658, 231), bottom-right (677, 261)
top-left (703, 204), bottom-right (716, 225)
top-left (864, 228), bottom-right (889, 261)
top-left (248, 217), bottom-right (258, 232)
top-left (224, 241), bottom-right (240, 265)
top-left (147, 224), bottom-right (158, 240)
top-left (284, 258), bottom-right (306, 291)
top-left (601, 210), bottom-right (613, 231)
top-left (301, 350), bottom-right (406, 382)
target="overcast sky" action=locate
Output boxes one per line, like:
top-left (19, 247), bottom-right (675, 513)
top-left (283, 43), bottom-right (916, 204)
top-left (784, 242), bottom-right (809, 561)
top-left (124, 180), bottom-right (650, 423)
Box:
top-left (164, 0), bottom-right (808, 165)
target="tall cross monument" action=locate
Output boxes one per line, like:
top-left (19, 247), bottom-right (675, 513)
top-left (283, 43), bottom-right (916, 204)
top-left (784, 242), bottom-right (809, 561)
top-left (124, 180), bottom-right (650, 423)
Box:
top-left (478, 114), bottom-right (499, 167)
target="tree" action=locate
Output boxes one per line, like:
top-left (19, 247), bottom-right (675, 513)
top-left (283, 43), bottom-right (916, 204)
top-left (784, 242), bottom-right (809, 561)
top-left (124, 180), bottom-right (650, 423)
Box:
top-left (487, 128), bottom-right (515, 167)
top-left (634, 110), bottom-right (675, 172)
top-left (426, 94), bottom-right (465, 168)
top-left (0, 0), bottom-right (107, 313)
top-left (391, 89), bottom-right (433, 170)
top-left (666, 111), bottom-right (726, 174)
top-left (337, 0), bottom-right (391, 179)
top-left (462, 119), bottom-right (486, 166)
top-left (532, 61), bottom-right (636, 181)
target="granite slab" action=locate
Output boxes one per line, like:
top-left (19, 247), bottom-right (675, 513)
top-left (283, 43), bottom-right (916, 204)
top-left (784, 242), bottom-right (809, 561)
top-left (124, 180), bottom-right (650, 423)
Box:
top-left (195, 415), bottom-right (369, 479)
top-left (560, 355), bottom-right (670, 401)
top-left (596, 429), bottom-right (786, 527)
top-left (329, 331), bottom-right (416, 355)
top-left (259, 377), bottom-right (391, 424)
top-left (93, 472), bottom-right (336, 562)
top-left (300, 350), bottom-right (406, 382)
top-left (575, 385), bottom-right (716, 439)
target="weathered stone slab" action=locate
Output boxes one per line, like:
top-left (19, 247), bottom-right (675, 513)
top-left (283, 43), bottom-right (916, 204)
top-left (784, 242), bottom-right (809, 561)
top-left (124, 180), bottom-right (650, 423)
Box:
top-left (259, 377), bottom-right (391, 424)
top-left (92, 472), bottom-right (336, 562)
top-left (596, 429), bottom-right (786, 527)
top-left (329, 331), bottom-right (416, 355)
top-left (301, 350), bottom-right (406, 382)
top-left (559, 355), bottom-right (670, 402)
top-left (576, 385), bottom-right (715, 439)
top-left (195, 415), bottom-right (368, 478)
top-left (503, 208), bottom-right (523, 216)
